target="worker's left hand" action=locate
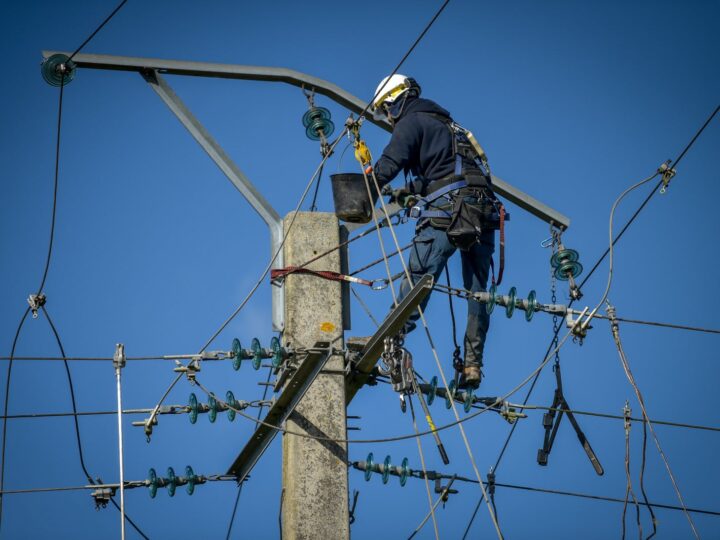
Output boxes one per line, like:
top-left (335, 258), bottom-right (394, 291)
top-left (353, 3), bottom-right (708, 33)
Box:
top-left (386, 186), bottom-right (417, 208)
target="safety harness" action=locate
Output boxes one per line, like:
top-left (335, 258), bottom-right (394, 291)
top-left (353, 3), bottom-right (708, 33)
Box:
top-left (407, 114), bottom-right (508, 286)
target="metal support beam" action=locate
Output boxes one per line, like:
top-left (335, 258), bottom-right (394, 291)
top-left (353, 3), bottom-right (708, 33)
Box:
top-left (141, 69), bottom-right (285, 331)
top-left (226, 344), bottom-right (332, 480)
top-left (42, 51), bottom-right (571, 229)
top-left (345, 274), bottom-right (434, 404)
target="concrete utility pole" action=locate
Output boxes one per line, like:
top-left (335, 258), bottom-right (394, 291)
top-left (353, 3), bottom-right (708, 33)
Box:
top-left (281, 212), bottom-right (349, 540)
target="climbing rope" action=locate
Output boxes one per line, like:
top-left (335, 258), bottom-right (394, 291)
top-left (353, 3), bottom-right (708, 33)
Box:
top-left (360, 157), bottom-right (504, 539)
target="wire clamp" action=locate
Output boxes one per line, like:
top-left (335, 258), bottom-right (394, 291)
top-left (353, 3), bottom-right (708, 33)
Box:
top-left (27, 293), bottom-right (46, 318)
top-left (658, 160), bottom-right (676, 194)
top-left (113, 343), bottom-right (126, 370)
top-left (565, 306), bottom-right (599, 343)
top-left (174, 360), bottom-right (200, 383)
top-left (91, 486), bottom-right (117, 509)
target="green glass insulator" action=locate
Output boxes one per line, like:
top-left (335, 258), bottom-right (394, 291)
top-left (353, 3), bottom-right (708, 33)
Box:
top-left (251, 338), bottom-right (262, 370)
top-left (427, 376), bottom-right (438, 406)
top-left (208, 395), bottom-right (217, 423)
top-left (188, 393), bottom-right (198, 424)
top-left (399, 458), bottom-right (410, 487)
top-left (186, 466), bottom-right (196, 495)
top-left (506, 287), bottom-right (517, 318)
top-left (364, 452), bottom-right (374, 482)
top-left (302, 107), bottom-right (335, 140)
top-left (40, 54), bottom-right (76, 87)
top-left (445, 380), bottom-right (457, 410)
top-left (148, 468), bottom-right (158, 498)
top-left (232, 338), bottom-right (242, 371)
top-left (270, 336), bottom-right (283, 368)
top-left (525, 290), bottom-right (537, 322)
top-left (382, 455), bottom-right (392, 485)
top-left (486, 284), bottom-right (497, 315)
top-left (226, 391), bottom-right (236, 422)
top-left (554, 260), bottom-right (583, 281)
top-left (464, 387), bottom-right (474, 413)
top-left (551, 248), bottom-right (579, 268)
top-left (166, 467), bottom-right (177, 497)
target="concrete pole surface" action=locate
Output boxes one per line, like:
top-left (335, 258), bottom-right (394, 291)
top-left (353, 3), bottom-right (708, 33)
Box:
top-left (282, 212), bottom-right (349, 540)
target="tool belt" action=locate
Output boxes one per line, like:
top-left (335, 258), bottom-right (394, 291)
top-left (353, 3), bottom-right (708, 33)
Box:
top-left (409, 178), bottom-right (506, 250)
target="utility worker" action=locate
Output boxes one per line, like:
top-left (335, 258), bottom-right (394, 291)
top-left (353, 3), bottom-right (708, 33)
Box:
top-left (370, 74), bottom-right (502, 389)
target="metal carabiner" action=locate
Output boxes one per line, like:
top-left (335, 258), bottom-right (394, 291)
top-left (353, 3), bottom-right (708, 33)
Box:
top-left (540, 236), bottom-right (554, 248)
top-left (371, 279), bottom-right (389, 291)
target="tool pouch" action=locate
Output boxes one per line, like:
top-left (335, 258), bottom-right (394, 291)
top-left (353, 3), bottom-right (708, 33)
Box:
top-left (445, 189), bottom-right (502, 251)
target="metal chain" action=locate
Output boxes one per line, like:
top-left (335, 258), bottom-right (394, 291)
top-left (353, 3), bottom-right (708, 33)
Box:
top-left (550, 228), bottom-right (561, 368)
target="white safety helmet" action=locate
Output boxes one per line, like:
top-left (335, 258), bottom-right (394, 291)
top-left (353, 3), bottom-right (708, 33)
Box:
top-left (372, 74), bottom-right (420, 110)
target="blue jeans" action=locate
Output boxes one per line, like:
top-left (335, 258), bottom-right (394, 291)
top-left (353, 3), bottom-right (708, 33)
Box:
top-left (395, 224), bottom-right (495, 367)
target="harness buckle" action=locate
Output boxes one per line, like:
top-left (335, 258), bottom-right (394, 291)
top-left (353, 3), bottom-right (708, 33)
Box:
top-left (409, 206), bottom-right (422, 219)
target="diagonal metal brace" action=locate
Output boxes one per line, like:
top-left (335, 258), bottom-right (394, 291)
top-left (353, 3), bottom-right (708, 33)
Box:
top-left (345, 274), bottom-right (434, 404)
top-left (227, 342), bottom-right (333, 480)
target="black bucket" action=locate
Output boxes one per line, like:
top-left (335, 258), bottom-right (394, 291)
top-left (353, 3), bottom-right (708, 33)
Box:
top-left (330, 173), bottom-right (379, 224)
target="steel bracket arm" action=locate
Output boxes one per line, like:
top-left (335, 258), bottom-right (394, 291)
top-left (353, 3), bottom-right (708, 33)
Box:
top-left (140, 69), bottom-right (285, 331)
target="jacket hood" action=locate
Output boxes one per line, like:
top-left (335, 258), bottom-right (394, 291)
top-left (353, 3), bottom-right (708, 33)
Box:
top-left (395, 96), bottom-right (451, 122)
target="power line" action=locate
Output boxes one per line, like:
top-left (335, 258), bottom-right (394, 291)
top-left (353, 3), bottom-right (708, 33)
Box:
top-left (491, 102), bottom-right (720, 476)
top-left (67, 0), bottom-right (129, 62)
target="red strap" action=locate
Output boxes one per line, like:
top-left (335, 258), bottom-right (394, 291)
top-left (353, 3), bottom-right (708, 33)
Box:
top-left (271, 266), bottom-right (373, 287)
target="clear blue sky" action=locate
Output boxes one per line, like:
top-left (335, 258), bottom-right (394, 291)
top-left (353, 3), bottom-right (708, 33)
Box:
top-left (2, 1), bottom-right (719, 538)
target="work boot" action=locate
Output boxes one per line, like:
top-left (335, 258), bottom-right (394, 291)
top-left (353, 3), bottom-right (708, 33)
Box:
top-left (459, 364), bottom-right (482, 390)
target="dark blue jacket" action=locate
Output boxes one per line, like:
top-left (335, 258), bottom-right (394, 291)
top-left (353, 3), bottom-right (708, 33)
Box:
top-left (374, 97), bottom-right (467, 195)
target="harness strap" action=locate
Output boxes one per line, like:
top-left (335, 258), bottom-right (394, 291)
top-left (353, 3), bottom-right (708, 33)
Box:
top-left (410, 179), bottom-right (467, 219)
top-left (492, 203), bottom-right (506, 287)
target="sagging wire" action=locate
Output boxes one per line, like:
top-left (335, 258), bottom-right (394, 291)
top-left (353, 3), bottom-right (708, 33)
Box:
top-left (350, 286), bottom-right (380, 328)
top-left (489, 101), bottom-right (720, 479)
top-left (141, 123), bottom-right (350, 441)
top-left (3, 5), bottom-right (136, 533)
top-left (355, 170), bottom-right (439, 538)
top-left (607, 304), bottom-right (697, 538)
top-left (191, 330), bottom-right (573, 445)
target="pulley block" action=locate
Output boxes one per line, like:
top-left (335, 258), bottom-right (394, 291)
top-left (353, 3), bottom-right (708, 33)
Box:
top-left (166, 467), bottom-right (177, 497)
top-left (251, 338), bottom-right (263, 370)
top-left (302, 106), bottom-right (335, 141)
top-left (364, 452), bottom-right (374, 482)
top-left (506, 287), bottom-right (517, 318)
top-left (148, 468), bottom-right (158, 498)
top-left (382, 455), bottom-right (392, 484)
top-left (486, 284), bottom-right (497, 315)
top-left (427, 376), bottom-right (438, 406)
top-left (525, 290), bottom-right (537, 322)
top-left (231, 338), bottom-right (243, 371)
top-left (226, 390), bottom-right (237, 422)
top-left (40, 54), bottom-right (76, 87)
top-left (188, 393), bottom-right (199, 424)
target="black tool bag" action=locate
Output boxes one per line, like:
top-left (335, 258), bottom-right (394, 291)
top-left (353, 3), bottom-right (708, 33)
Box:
top-left (444, 189), bottom-right (502, 251)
